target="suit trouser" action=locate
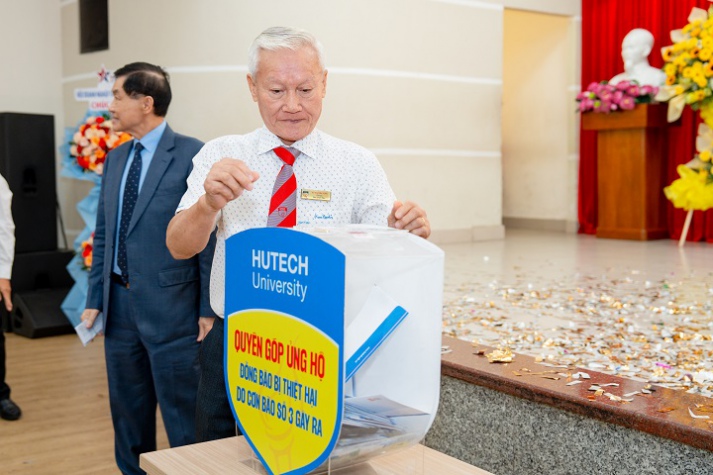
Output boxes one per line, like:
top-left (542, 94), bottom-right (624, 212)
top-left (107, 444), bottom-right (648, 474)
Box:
top-left (105, 280), bottom-right (200, 475)
top-left (195, 319), bottom-right (240, 442)
top-left (0, 330), bottom-right (9, 400)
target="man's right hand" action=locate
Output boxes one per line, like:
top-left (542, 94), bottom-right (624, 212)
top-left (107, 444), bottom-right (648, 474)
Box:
top-left (81, 308), bottom-right (101, 329)
top-left (167, 157), bottom-right (258, 260)
top-left (202, 158), bottom-right (260, 212)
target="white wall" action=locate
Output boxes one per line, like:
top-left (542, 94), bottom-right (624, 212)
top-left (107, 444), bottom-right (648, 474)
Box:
top-left (0, 2), bottom-right (62, 114)
top-left (0, 0), bottom-right (65, 244)
top-left (60, 0), bottom-right (507, 243)
top-left (0, 0), bottom-right (586, 247)
top-left (501, 6), bottom-right (580, 231)
top-left (503, 0), bottom-right (579, 17)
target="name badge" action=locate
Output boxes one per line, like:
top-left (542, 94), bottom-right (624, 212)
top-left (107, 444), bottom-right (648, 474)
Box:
top-left (300, 189), bottom-right (332, 202)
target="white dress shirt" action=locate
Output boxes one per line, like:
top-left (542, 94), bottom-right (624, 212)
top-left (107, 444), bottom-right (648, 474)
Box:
top-left (0, 174), bottom-right (15, 279)
top-left (177, 127), bottom-right (396, 317)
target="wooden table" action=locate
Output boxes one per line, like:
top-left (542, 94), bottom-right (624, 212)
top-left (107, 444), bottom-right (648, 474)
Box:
top-left (140, 436), bottom-right (493, 475)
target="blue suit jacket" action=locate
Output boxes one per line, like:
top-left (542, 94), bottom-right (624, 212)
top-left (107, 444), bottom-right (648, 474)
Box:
top-left (86, 124), bottom-right (216, 342)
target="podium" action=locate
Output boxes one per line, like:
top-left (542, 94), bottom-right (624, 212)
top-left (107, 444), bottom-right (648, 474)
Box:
top-left (582, 104), bottom-right (670, 240)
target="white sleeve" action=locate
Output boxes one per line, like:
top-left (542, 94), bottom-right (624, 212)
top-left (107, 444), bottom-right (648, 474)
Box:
top-left (354, 150), bottom-right (396, 226)
top-left (0, 175), bottom-right (15, 279)
top-left (177, 139), bottom-right (223, 213)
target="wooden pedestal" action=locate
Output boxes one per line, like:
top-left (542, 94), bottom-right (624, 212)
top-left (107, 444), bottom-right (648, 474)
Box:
top-left (582, 104), bottom-right (670, 240)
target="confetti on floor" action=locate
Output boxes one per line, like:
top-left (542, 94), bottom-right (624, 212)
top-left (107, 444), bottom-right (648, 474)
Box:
top-left (442, 270), bottom-right (713, 398)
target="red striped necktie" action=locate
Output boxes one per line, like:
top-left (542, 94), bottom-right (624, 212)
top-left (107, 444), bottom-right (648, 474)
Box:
top-left (267, 146), bottom-right (297, 227)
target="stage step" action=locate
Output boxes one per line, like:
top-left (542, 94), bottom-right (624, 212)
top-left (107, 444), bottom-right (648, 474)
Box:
top-left (424, 336), bottom-right (713, 475)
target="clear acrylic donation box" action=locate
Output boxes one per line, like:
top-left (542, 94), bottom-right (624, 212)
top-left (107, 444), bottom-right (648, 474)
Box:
top-left (223, 225), bottom-right (444, 474)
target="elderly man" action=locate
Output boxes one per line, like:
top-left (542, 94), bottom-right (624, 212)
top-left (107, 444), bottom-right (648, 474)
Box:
top-left (166, 26), bottom-right (430, 442)
top-left (81, 62), bottom-right (216, 474)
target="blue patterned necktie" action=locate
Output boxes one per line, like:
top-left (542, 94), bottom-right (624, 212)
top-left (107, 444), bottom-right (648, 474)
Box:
top-left (117, 142), bottom-right (143, 283)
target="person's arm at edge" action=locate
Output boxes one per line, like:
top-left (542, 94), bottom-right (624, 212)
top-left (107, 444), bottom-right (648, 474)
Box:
top-left (0, 179), bottom-right (14, 312)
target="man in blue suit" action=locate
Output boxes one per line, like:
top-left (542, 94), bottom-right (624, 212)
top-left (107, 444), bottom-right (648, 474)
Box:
top-left (81, 62), bottom-right (216, 475)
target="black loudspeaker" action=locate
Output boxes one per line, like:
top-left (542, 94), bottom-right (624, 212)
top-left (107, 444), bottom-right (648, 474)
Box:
top-left (10, 289), bottom-right (74, 338)
top-left (0, 112), bottom-right (58, 253)
top-left (11, 250), bottom-right (74, 291)
top-left (1, 250), bottom-right (74, 337)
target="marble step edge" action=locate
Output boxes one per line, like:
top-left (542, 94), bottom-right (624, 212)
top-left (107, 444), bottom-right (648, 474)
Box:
top-left (440, 335), bottom-right (713, 452)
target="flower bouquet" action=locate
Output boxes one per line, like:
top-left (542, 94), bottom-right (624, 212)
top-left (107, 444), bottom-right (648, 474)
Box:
top-left (69, 113), bottom-right (131, 176)
top-left (577, 80), bottom-right (658, 113)
top-left (656, 3), bottom-right (713, 245)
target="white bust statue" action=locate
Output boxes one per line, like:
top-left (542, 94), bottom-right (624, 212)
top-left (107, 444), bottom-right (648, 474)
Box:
top-left (610, 28), bottom-right (666, 87)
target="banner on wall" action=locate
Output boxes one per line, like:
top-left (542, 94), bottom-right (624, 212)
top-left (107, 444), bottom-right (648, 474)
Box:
top-left (73, 64), bottom-right (114, 111)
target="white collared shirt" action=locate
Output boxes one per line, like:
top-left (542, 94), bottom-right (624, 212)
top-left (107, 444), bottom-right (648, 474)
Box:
top-left (177, 127), bottom-right (396, 317)
top-left (0, 174), bottom-right (15, 279)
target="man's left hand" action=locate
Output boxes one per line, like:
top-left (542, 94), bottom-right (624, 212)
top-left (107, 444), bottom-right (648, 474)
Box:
top-left (0, 278), bottom-right (11, 312)
top-left (388, 200), bottom-right (431, 239)
top-left (198, 316), bottom-right (216, 342)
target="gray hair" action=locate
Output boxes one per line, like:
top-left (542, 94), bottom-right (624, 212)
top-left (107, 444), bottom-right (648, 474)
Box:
top-left (248, 26), bottom-right (325, 77)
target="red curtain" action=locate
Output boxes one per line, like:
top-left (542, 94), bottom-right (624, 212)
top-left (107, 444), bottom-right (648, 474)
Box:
top-left (579, 0), bottom-right (713, 241)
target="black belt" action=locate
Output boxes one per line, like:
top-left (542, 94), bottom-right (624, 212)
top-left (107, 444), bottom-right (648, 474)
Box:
top-left (110, 272), bottom-right (129, 288)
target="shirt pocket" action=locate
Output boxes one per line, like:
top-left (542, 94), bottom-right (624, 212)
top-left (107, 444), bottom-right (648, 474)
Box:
top-left (158, 266), bottom-right (198, 287)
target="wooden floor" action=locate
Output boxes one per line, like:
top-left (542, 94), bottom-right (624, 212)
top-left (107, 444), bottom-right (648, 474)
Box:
top-left (0, 333), bottom-right (169, 474)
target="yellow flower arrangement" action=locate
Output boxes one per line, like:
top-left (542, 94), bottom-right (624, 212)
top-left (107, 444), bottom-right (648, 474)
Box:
top-left (657, 4), bottom-right (713, 244)
top-left (664, 122), bottom-right (713, 208)
top-left (657, 6), bottom-right (713, 123)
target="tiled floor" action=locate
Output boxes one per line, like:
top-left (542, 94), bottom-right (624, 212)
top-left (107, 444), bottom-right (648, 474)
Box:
top-left (440, 229), bottom-right (713, 398)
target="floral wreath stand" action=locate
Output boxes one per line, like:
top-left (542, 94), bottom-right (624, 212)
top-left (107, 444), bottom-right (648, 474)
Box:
top-left (656, 5), bottom-right (713, 246)
top-left (663, 115), bottom-right (713, 247)
top-left (60, 180), bottom-right (99, 327)
top-left (60, 111), bottom-right (131, 326)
